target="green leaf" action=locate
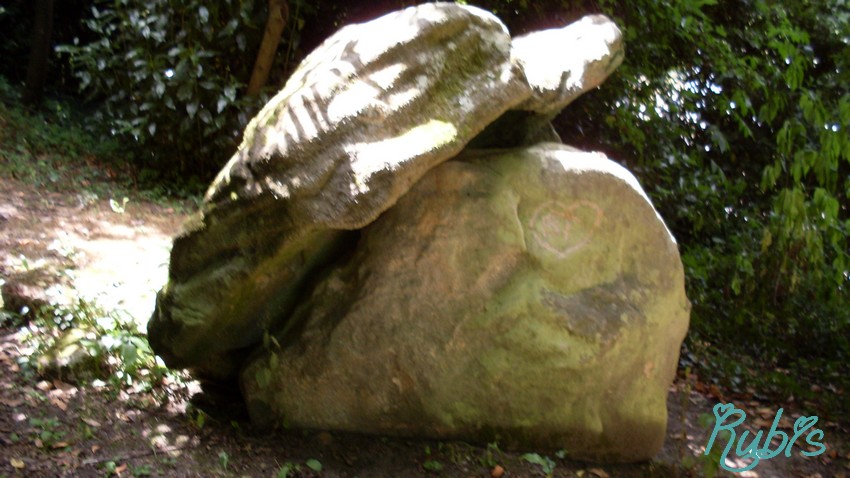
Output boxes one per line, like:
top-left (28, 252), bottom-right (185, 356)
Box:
top-left (305, 459), bottom-right (322, 472)
top-left (522, 453), bottom-right (556, 474)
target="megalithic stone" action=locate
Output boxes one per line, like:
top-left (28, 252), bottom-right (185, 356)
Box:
top-left (148, 5), bottom-right (627, 380)
top-left (147, 3), bottom-right (531, 378)
top-left (240, 144), bottom-right (691, 462)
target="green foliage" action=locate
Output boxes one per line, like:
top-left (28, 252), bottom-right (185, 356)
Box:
top-left (0, 76), bottom-right (204, 206)
top-left (56, 0), bottom-right (310, 176)
top-left (28, 416), bottom-right (66, 448)
top-left (0, 76), bottom-right (124, 188)
top-left (305, 458), bottom-right (322, 472)
top-left (521, 453), bottom-right (556, 477)
top-left (19, 298), bottom-right (169, 390)
top-left (276, 462), bottom-right (300, 478)
top-left (131, 464), bottom-right (153, 477)
top-left (478, 441), bottom-right (503, 468)
top-left (558, 0), bottom-right (850, 367)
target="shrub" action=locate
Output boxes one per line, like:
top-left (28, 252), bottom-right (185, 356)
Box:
top-left (57, 0), bottom-right (309, 178)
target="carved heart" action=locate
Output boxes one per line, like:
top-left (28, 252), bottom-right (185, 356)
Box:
top-left (530, 200), bottom-right (603, 258)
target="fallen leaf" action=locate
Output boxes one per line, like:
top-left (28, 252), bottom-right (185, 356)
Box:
top-left (589, 467), bottom-right (610, 478)
top-left (52, 380), bottom-right (75, 392)
top-left (50, 398), bottom-right (68, 411)
top-left (0, 397), bottom-right (24, 407)
top-left (51, 441), bottom-right (70, 449)
top-left (36, 381), bottom-right (52, 391)
top-left (10, 457), bottom-right (25, 469)
top-left (115, 463), bottom-right (128, 473)
top-left (82, 418), bottom-right (101, 428)
top-left (753, 417), bottom-right (772, 428)
top-left (708, 384), bottom-right (724, 400)
top-left (91, 445), bottom-right (100, 453)
top-left (34, 438), bottom-right (43, 448)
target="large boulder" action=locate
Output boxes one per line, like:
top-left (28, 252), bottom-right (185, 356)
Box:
top-left (148, 4), bottom-right (627, 379)
top-left (466, 15), bottom-right (623, 149)
top-left (240, 143), bottom-right (691, 462)
top-left (147, 3), bottom-right (531, 378)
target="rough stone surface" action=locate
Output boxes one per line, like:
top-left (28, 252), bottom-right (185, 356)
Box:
top-left (147, 2), bottom-right (530, 377)
top-left (240, 143), bottom-right (691, 462)
top-left (512, 14), bottom-right (624, 114)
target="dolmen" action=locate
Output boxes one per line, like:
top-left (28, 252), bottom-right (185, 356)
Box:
top-left (147, 3), bottom-right (690, 462)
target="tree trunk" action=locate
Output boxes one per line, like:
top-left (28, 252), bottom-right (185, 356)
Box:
top-left (23, 0), bottom-right (55, 106)
top-left (246, 0), bottom-right (289, 97)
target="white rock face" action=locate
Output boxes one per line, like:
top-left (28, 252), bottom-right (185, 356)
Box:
top-left (512, 14), bottom-right (624, 114)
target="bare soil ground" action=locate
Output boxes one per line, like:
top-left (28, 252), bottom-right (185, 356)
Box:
top-left (0, 176), bottom-right (847, 478)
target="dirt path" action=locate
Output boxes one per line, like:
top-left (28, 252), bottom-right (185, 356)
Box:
top-left (0, 176), bottom-right (846, 477)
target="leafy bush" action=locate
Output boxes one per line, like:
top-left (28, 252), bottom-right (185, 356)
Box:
top-left (0, 76), bottom-right (124, 187)
top-left (57, 0), bottom-right (309, 177)
top-left (552, 0), bottom-right (850, 365)
top-left (15, 298), bottom-right (168, 390)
